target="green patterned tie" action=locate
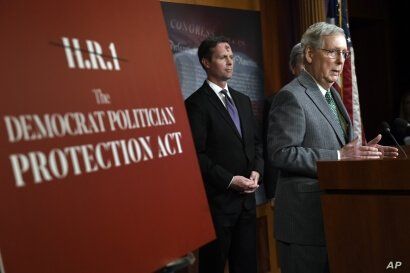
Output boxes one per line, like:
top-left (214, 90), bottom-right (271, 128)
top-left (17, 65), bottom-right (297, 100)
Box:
top-left (325, 91), bottom-right (339, 119)
top-left (325, 91), bottom-right (346, 136)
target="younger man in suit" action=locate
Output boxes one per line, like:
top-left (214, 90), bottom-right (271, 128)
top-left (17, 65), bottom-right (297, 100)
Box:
top-left (185, 36), bottom-right (263, 273)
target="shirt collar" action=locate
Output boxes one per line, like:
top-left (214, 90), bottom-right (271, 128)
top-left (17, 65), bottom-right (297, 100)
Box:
top-left (303, 70), bottom-right (330, 97)
top-left (207, 80), bottom-right (231, 98)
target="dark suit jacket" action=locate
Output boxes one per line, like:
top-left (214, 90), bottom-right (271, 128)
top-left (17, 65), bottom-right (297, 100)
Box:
top-left (268, 70), bottom-right (353, 245)
top-left (263, 95), bottom-right (279, 199)
top-left (185, 81), bottom-right (263, 225)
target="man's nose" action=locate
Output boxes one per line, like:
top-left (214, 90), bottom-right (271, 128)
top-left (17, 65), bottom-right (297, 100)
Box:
top-left (335, 54), bottom-right (345, 63)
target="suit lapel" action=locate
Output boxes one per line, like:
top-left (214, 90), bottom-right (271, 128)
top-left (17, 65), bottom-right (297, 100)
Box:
top-left (299, 71), bottom-right (346, 145)
top-left (201, 82), bottom-right (242, 140)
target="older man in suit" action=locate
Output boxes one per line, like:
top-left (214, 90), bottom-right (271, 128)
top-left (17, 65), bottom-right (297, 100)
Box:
top-left (185, 36), bottom-right (263, 273)
top-left (264, 42), bottom-right (305, 203)
top-left (267, 22), bottom-right (398, 273)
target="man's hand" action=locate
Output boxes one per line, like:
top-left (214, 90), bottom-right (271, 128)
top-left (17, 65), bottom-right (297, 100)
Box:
top-left (339, 137), bottom-right (382, 160)
top-left (249, 171), bottom-right (260, 184)
top-left (367, 134), bottom-right (399, 158)
top-left (230, 173), bottom-right (259, 193)
top-left (243, 171), bottom-right (260, 193)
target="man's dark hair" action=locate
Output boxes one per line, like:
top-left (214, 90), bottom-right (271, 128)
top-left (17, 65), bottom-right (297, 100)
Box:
top-left (197, 36), bottom-right (229, 69)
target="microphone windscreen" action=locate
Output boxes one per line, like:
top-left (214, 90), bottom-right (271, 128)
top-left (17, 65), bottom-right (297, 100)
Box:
top-left (394, 118), bottom-right (410, 136)
top-left (381, 121), bottom-right (390, 133)
top-left (394, 118), bottom-right (409, 128)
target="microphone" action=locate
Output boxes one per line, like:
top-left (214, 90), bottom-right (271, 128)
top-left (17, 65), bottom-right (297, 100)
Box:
top-left (393, 118), bottom-right (410, 136)
top-left (381, 121), bottom-right (408, 159)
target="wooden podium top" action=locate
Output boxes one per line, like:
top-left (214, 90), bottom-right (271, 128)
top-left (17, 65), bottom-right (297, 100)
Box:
top-left (318, 158), bottom-right (410, 191)
top-left (319, 146), bottom-right (410, 273)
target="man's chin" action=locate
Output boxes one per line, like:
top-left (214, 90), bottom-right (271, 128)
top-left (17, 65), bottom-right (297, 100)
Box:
top-left (328, 77), bottom-right (339, 84)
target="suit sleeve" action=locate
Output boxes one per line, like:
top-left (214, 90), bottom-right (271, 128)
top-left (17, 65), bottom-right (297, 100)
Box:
top-left (249, 96), bottom-right (264, 180)
top-left (185, 98), bottom-right (233, 191)
top-left (267, 90), bottom-right (338, 178)
top-left (262, 96), bottom-right (277, 198)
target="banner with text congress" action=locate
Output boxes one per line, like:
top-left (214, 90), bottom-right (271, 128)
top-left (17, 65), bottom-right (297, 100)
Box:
top-left (161, 2), bottom-right (268, 204)
top-left (0, 1), bottom-right (214, 273)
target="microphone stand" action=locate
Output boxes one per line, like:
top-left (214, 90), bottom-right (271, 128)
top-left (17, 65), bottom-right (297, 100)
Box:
top-left (382, 122), bottom-right (408, 159)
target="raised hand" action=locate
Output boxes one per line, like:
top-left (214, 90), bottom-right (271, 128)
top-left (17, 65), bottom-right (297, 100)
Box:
top-left (366, 134), bottom-right (399, 158)
top-left (339, 137), bottom-right (382, 160)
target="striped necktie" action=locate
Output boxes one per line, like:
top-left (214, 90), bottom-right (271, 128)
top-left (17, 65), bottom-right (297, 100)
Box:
top-left (220, 89), bottom-right (242, 137)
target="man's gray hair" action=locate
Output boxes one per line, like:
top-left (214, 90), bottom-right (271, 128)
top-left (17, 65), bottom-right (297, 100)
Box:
top-left (289, 43), bottom-right (303, 69)
top-left (301, 22), bottom-right (345, 50)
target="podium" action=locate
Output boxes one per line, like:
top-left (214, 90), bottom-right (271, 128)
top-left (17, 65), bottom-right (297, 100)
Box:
top-left (318, 158), bottom-right (410, 273)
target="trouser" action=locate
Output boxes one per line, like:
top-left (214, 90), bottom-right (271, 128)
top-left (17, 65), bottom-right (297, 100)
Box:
top-left (277, 240), bottom-right (330, 273)
top-left (198, 209), bottom-right (257, 273)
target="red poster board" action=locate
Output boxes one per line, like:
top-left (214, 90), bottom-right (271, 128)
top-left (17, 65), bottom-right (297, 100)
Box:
top-left (0, 1), bottom-right (214, 273)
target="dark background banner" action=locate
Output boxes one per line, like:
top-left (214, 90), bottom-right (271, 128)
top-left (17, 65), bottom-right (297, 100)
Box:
top-left (161, 2), bottom-right (268, 203)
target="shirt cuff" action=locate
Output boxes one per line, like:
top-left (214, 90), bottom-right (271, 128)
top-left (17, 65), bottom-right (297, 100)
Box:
top-left (337, 150), bottom-right (341, 160)
top-left (227, 176), bottom-right (234, 189)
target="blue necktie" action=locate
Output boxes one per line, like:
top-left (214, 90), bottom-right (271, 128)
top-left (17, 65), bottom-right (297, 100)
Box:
top-left (221, 89), bottom-right (242, 137)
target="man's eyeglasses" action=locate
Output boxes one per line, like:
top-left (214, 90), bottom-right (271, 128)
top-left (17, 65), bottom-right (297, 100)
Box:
top-left (320, 48), bottom-right (350, 59)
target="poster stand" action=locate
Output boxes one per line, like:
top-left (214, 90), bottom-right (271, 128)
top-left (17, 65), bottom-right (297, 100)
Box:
top-left (160, 252), bottom-right (195, 273)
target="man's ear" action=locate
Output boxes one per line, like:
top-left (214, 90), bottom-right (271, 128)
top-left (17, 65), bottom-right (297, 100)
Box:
top-left (305, 47), bottom-right (314, 64)
top-left (201, 58), bottom-right (210, 69)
